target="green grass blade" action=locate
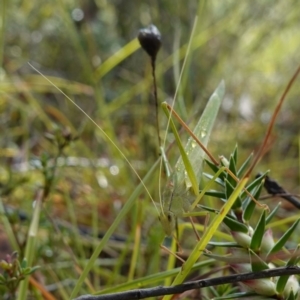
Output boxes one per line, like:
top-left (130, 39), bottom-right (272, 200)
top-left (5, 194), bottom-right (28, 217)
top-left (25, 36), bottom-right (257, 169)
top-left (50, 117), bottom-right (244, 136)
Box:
top-left (94, 38), bottom-right (140, 80)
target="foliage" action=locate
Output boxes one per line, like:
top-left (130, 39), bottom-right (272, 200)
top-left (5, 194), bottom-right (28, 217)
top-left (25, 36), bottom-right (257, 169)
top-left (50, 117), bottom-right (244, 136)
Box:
top-left (0, 0), bottom-right (300, 299)
top-left (0, 251), bottom-right (39, 299)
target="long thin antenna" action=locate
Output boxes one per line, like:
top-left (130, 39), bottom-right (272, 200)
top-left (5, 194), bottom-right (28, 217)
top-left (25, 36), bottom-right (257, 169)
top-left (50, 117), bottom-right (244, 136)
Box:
top-left (138, 24), bottom-right (162, 150)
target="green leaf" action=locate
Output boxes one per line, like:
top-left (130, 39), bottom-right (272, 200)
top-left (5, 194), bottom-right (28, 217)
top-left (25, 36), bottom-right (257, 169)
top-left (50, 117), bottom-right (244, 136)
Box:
top-left (208, 241), bottom-right (241, 247)
top-left (266, 203), bottom-right (281, 225)
top-left (276, 275), bottom-right (290, 294)
top-left (242, 198), bottom-right (255, 222)
top-left (268, 219), bottom-right (300, 255)
top-left (243, 183), bottom-right (263, 222)
top-left (212, 292), bottom-right (257, 299)
top-left (205, 159), bottom-right (226, 181)
top-left (228, 152), bottom-right (237, 180)
top-left (275, 256), bottom-right (299, 298)
top-left (287, 291), bottom-right (296, 300)
top-left (240, 171), bottom-right (267, 200)
top-left (223, 216), bottom-right (248, 233)
top-left (225, 179), bottom-right (242, 209)
top-left (237, 153), bottom-right (253, 178)
top-left (24, 266), bottom-right (40, 275)
top-left (197, 204), bottom-right (219, 213)
top-left (232, 145), bottom-right (238, 166)
top-left (250, 211), bottom-right (266, 251)
top-left (225, 178), bottom-right (235, 199)
top-left (203, 172), bottom-right (225, 187)
top-left (249, 249), bottom-right (269, 272)
top-left (21, 258), bottom-right (27, 269)
top-left (201, 190), bottom-right (226, 199)
top-left (226, 154), bottom-right (239, 208)
top-left (276, 244), bottom-right (300, 297)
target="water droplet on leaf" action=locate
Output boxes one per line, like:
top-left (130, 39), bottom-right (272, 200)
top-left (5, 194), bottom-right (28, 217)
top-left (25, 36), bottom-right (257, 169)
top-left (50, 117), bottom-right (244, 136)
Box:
top-left (200, 130), bottom-right (207, 138)
top-left (191, 140), bottom-right (197, 148)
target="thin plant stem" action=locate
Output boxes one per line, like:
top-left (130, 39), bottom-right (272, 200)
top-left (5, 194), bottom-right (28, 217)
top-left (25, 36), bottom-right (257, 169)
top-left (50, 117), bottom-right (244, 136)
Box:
top-left (151, 57), bottom-right (161, 150)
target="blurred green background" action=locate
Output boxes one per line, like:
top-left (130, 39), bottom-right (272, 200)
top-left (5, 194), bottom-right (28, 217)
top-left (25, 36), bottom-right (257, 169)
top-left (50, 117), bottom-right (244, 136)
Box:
top-left (0, 0), bottom-right (300, 297)
top-left (2, 0), bottom-right (299, 173)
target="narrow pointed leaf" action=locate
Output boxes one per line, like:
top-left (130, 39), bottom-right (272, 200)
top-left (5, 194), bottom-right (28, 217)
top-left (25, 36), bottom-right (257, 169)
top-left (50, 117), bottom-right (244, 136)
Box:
top-left (223, 216), bottom-right (248, 233)
top-left (202, 190), bottom-right (226, 198)
top-left (225, 179), bottom-right (242, 209)
top-left (227, 156), bottom-right (238, 209)
top-left (249, 249), bottom-right (269, 272)
top-left (287, 292), bottom-right (296, 300)
top-left (243, 183), bottom-right (263, 222)
top-left (233, 145), bottom-right (238, 165)
top-left (266, 202), bottom-right (281, 224)
top-left (203, 172), bottom-right (225, 187)
top-left (268, 219), bottom-right (300, 256)
top-left (276, 275), bottom-right (289, 294)
top-left (228, 153), bottom-right (237, 180)
top-left (250, 210), bottom-right (266, 251)
top-left (237, 153), bottom-right (253, 178)
top-left (276, 275), bottom-right (290, 294)
top-left (205, 159), bottom-right (226, 181)
top-left (240, 171), bottom-right (267, 200)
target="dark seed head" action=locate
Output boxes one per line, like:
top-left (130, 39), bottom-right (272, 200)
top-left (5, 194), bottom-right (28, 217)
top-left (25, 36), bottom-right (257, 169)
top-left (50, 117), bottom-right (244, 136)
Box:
top-left (138, 24), bottom-right (161, 60)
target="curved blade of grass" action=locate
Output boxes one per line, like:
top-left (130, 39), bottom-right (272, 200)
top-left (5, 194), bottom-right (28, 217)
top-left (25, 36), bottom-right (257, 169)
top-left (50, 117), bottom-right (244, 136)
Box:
top-left (94, 38), bottom-right (140, 80)
top-left (70, 159), bottom-right (159, 298)
top-left (162, 177), bottom-right (248, 300)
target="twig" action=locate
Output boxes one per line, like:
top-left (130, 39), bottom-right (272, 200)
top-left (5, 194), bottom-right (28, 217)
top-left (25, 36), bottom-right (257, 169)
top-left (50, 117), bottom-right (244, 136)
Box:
top-left (73, 266), bottom-right (300, 300)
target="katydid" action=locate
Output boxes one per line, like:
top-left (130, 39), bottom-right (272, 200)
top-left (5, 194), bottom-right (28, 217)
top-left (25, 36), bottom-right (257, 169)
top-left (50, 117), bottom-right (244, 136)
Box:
top-left (159, 80), bottom-right (225, 236)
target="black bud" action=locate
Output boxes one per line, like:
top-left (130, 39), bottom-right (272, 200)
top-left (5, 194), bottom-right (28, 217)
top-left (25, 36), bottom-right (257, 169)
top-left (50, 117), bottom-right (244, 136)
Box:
top-left (138, 24), bottom-right (161, 60)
